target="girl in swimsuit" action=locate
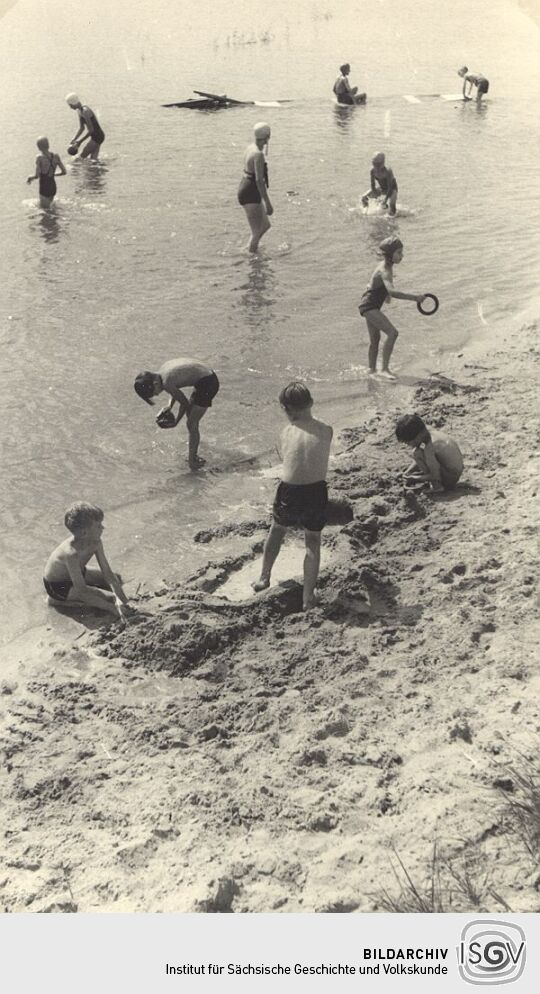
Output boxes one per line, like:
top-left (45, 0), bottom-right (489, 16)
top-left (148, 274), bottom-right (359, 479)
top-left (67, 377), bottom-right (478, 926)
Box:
top-left (237, 121), bottom-right (273, 253)
top-left (27, 137), bottom-right (67, 208)
top-left (358, 237), bottom-right (427, 380)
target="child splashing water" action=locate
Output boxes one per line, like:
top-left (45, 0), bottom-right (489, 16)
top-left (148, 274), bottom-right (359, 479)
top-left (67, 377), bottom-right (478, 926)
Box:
top-left (358, 237), bottom-right (428, 380)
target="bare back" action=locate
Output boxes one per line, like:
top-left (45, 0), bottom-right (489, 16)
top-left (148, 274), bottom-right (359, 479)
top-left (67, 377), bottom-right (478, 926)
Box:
top-left (159, 358), bottom-right (212, 392)
top-left (431, 431), bottom-right (464, 476)
top-left (280, 416), bottom-right (333, 484)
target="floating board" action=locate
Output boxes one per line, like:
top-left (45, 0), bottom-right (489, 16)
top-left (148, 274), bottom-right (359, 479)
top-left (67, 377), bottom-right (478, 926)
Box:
top-left (403, 93), bottom-right (464, 103)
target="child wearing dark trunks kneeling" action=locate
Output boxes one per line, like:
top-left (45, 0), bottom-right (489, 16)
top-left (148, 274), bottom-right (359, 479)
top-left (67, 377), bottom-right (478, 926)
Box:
top-left (43, 502), bottom-right (133, 619)
top-left (395, 415), bottom-right (464, 493)
top-left (252, 382), bottom-right (333, 611)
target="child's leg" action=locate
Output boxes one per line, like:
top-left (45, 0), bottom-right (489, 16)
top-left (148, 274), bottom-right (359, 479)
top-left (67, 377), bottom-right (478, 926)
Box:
top-left (186, 405), bottom-right (208, 469)
top-left (365, 310), bottom-right (399, 374)
top-left (387, 189), bottom-right (398, 215)
top-left (364, 315), bottom-right (380, 373)
top-left (303, 529), bottom-right (322, 610)
top-left (252, 522), bottom-right (286, 591)
top-left (244, 204), bottom-right (270, 253)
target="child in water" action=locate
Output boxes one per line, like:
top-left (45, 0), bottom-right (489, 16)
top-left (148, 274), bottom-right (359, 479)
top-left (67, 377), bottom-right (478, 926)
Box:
top-left (27, 137), bottom-right (66, 208)
top-left (252, 382), bottom-right (333, 611)
top-left (43, 502), bottom-right (134, 619)
top-left (395, 415), bottom-right (464, 493)
top-left (361, 152), bottom-right (398, 216)
top-left (457, 67), bottom-right (489, 102)
top-left (359, 237), bottom-right (427, 379)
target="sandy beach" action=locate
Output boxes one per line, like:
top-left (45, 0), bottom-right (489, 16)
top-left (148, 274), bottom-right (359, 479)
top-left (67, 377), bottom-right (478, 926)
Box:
top-left (1, 317), bottom-right (538, 914)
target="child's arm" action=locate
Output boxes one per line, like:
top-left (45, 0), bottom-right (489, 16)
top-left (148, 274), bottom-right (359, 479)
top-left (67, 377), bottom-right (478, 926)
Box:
top-left (383, 277), bottom-right (427, 305)
top-left (370, 168), bottom-right (379, 194)
top-left (162, 387), bottom-right (191, 425)
top-left (382, 170), bottom-right (397, 205)
top-left (26, 158), bottom-right (40, 184)
top-left (420, 441), bottom-right (444, 491)
top-left (56, 156), bottom-right (67, 176)
top-left (95, 542), bottom-right (130, 606)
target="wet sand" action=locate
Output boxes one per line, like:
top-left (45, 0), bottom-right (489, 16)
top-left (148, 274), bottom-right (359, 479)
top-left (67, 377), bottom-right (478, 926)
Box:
top-left (1, 322), bottom-right (538, 913)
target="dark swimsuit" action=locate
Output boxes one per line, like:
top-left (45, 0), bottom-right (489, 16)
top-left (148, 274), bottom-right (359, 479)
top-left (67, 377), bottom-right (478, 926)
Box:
top-left (359, 271), bottom-right (389, 316)
top-left (39, 154), bottom-right (57, 199)
top-left (273, 481), bottom-right (328, 533)
top-left (237, 161), bottom-right (269, 206)
top-left (43, 567), bottom-right (87, 601)
top-left (190, 371), bottom-right (220, 408)
top-left (80, 108), bottom-right (105, 145)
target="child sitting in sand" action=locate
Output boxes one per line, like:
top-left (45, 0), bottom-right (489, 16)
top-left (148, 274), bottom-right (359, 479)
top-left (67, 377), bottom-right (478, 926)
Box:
top-left (395, 415), bottom-right (463, 493)
top-left (361, 152), bottom-right (398, 216)
top-left (252, 382), bottom-right (333, 611)
top-left (43, 502), bottom-right (133, 619)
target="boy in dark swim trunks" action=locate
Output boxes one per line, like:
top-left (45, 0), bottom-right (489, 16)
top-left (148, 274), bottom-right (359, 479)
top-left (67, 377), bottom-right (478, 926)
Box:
top-left (395, 415), bottom-right (464, 493)
top-left (66, 93), bottom-right (106, 159)
top-left (361, 152), bottom-right (398, 216)
top-left (134, 357), bottom-right (219, 470)
top-left (457, 67), bottom-right (490, 102)
top-left (252, 382), bottom-right (333, 611)
top-left (43, 502), bottom-right (133, 619)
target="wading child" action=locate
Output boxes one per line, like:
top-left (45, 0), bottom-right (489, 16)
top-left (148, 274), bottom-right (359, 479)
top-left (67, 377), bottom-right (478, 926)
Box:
top-left (457, 67), bottom-right (489, 102)
top-left (237, 122), bottom-right (273, 254)
top-left (395, 414), bottom-right (464, 492)
top-left (361, 152), bottom-right (398, 216)
top-left (66, 93), bottom-right (105, 159)
top-left (27, 137), bottom-right (66, 208)
top-left (359, 236), bottom-right (427, 380)
top-left (134, 357), bottom-right (219, 470)
top-left (43, 502), bottom-right (133, 618)
top-left (252, 382), bottom-right (333, 611)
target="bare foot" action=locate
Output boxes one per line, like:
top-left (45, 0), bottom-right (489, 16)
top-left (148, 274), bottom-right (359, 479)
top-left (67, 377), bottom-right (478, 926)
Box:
top-left (303, 595), bottom-right (319, 612)
top-left (252, 577), bottom-right (270, 593)
top-left (189, 456), bottom-right (206, 470)
top-left (378, 369), bottom-right (396, 381)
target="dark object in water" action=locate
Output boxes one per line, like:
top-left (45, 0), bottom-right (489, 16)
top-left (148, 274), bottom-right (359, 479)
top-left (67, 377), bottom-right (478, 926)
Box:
top-left (417, 293), bottom-right (439, 316)
top-left (162, 89), bottom-right (256, 110)
top-left (156, 409), bottom-right (177, 429)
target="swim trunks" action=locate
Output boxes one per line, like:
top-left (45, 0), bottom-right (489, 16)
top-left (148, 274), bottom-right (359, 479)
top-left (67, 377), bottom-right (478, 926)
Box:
top-left (273, 480), bottom-right (328, 532)
top-left (43, 566), bottom-right (87, 601)
top-left (237, 162), bottom-right (269, 206)
top-left (476, 77), bottom-right (489, 94)
top-left (359, 271), bottom-right (389, 316)
top-left (190, 371), bottom-right (220, 408)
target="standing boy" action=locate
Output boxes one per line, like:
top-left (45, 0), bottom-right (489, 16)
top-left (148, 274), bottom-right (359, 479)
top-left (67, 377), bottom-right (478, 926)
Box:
top-left (134, 358), bottom-right (219, 470)
top-left (395, 414), bottom-right (464, 493)
top-left (66, 93), bottom-right (105, 159)
top-left (43, 502), bottom-right (133, 619)
top-left (253, 382), bottom-right (333, 611)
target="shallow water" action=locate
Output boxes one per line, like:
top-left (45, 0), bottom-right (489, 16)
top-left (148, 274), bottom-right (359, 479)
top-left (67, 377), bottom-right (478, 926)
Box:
top-left (0, 0), bottom-right (539, 642)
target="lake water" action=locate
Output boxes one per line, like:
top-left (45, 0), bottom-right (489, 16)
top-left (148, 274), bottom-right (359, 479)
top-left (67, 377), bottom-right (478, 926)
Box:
top-left (0, 0), bottom-right (539, 643)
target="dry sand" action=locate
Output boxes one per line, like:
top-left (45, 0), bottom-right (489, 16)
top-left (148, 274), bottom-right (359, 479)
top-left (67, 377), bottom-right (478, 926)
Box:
top-left (1, 323), bottom-right (538, 913)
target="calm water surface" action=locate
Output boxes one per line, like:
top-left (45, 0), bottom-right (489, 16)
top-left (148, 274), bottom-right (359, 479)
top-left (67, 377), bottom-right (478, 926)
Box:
top-left (1, 0), bottom-right (539, 642)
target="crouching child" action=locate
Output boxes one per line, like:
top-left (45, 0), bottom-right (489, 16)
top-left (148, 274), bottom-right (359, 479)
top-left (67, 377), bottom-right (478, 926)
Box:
top-left (395, 415), bottom-right (463, 493)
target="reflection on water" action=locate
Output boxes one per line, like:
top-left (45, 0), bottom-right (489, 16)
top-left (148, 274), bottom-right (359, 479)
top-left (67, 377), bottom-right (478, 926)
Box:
top-left (332, 102), bottom-right (358, 133)
top-left (236, 254), bottom-right (276, 330)
top-left (71, 160), bottom-right (108, 199)
top-left (28, 204), bottom-right (63, 244)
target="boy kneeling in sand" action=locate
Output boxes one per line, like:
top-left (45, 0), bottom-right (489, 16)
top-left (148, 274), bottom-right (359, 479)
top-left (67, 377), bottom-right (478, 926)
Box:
top-left (395, 415), bottom-right (463, 493)
top-left (253, 383), bottom-right (333, 611)
top-left (43, 502), bottom-right (133, 620)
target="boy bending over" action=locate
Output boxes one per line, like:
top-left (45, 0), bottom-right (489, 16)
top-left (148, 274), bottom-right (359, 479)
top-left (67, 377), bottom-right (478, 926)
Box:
top-left (395, 415), bottom-right (463, 493)
top-left (43, 502), bottom-right (133, 620)
top-left (253, 382), bottom-right (333, 611)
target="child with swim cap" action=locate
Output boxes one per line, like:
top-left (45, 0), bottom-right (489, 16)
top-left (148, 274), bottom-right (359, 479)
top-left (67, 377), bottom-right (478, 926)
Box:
top-left (361, 152), bottom-right (398, 216)
top-left (237, 122), bottom-right (273, 253)
top-left (358, 237), bottom-right (427, 379)
top-left (395, 415), bottom-right (464, 493)
top-left (43, 502), bottom-right (134, 619)
top-left (252, 382), bottom-right (333, 611)
top-left (66, 93), bottom-right (105, 160)
top-left (26, 137), bottom-right (66, 208)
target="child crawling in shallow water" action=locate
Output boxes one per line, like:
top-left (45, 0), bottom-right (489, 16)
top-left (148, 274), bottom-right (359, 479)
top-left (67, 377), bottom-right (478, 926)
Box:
top-left (43, 502), bottom-right (135, 620)
top-left (252, 382), bottom-right (333, 611)
top-left (395, 415), bottom-right (464, 493)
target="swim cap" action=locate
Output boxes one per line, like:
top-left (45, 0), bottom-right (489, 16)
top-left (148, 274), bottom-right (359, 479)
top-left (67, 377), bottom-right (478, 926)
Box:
top-left (378, 236), bottom-right (403, 258)
top-left (254, 122), bottom-right (271, 141)
top-left (37, 136), bottom-right (49, 152)
top-left (372, 151), bottom-right (385, 165)
top-left (65, 92), bottom-right (81, 107)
